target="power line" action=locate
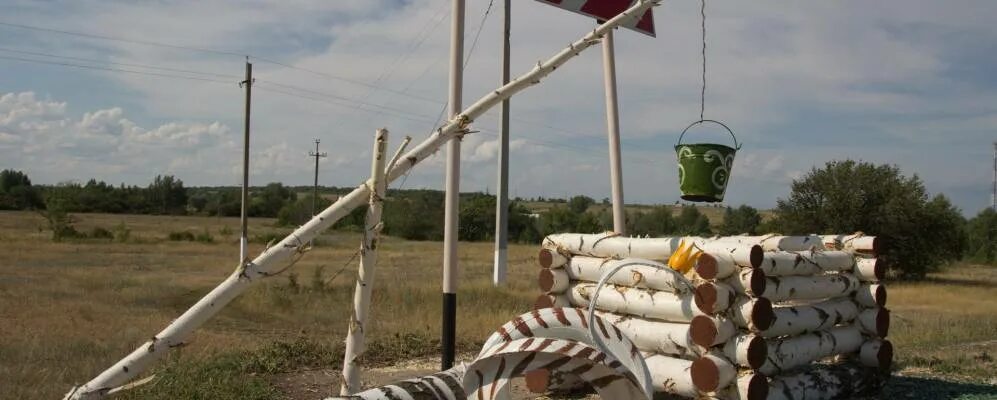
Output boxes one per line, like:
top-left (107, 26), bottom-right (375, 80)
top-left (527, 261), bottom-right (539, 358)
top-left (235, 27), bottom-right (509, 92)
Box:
top-left (0, 47), bottom-right (240, 79)
top-left (0, 54), bottom-right (233, 84)
top-left (0, 20), bottom-right (247, 57)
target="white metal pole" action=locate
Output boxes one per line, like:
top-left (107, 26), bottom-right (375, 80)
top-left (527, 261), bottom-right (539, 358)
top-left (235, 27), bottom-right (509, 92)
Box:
top-left (64, 3), bottom-right (658, 397)
top-left (602, 29), bottom-right (626, 234)
top-left (493, 0), bottom-right (511, 286)
top-left (240, 61), bottom-right (252, 266)
top-left (441, 0), bottom-right (464, 371)
top-left (340, 129), bottom-right (388, 395)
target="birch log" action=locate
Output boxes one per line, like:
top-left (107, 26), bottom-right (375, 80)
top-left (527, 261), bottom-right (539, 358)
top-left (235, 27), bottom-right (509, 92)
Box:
top-left (538, 248), bottom-right (569, 269)
top-left (566, 282), bottom-right (703, 322)
top-left (542, 233), bottom-right (763, 267)
top-left (855, 258), bottom-right (884, 281)
top-left (715, 234), bottom-right (825, 252)
top-left (857, 307), bottom-right (890, 338)
top-left (690, 315), bottom-right (738, 347)
top-left (757, 251), bottom-right (856, 276)
top-left (728, 297), bottom-right (776, 332)
top-left (326, 365), bottom-right (466, 400)
top-left (691, 353), bottom-right (737, 392)
top-left (720, 334), bottom-right (768, 370)
top-left (695, 252), bottom-right (738, 280)
top-left (763, 298), bottom-right (859, 338)
top-left (855, 283), bottom-right (887, 307)
top-left (759, 273), bottom-right (860, 302)
top-left (716, 373), bottom-right (769, 400)
top-left (767, 362), bottom-right (886, 400)
top-left (64, 2), bottom-right (663, 398)
top-left (534, 293), bottom-right (570, 309)
top-left (538, 268), bottom-right (570, 294)
top-left (722, 268), bottom-right (767, 298)
top-left (821, 234), bottom-right (879, 255)
top-left (694, 281), bottom-right (737, 314)
top-left (860, 339), bottom-right (893, 370)
top-left (563, 256), bottom-right (695, 293)
top-left (643, 354), bottom-right (698, 398)
top-left (759, 325), bottom-right (865, 375)
top-left (596, 311), bottom-right (700, 359)
top-left (340, 129), bottom-right (388, 395)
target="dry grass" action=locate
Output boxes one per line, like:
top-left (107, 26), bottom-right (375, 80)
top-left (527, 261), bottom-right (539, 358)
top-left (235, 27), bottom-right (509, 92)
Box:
top-left (0, 210), bottom-right (994, 399)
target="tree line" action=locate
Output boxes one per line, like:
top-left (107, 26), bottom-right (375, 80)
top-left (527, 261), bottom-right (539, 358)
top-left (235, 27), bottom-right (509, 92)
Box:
top-left (2, 159), bottom-right (994, 278)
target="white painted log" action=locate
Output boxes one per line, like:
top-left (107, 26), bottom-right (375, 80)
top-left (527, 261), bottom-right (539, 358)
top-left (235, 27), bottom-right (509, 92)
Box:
top-left (716, 372), bottom-right (769, 400)
top-left (563, 256), bottom-right (695, 294)
top-left (596, 311), bottom-right (700, 360)
top-left (860, 339), bottom-right (893, 370)
top-left (566, 282), bottom-right (703, 323)
top-left (538, 268), bottom-right (570, 294)
top-left (722, 268), bottom-right (767, 298)
top-left (757, 251), bottom-right (856, 276)
top-left (767, 362), bottom-right (886, 400)
top-left (542, 233), bottom-right (763, 267)
top-left (729, 296), bottom-right (775, 332)
top-left (327, 365), bottom-right (465, 400)
top-left (857, 307), bottom-right (890, 338)
top-left (720, 334), bottom-right (768, 370)
top-left (854, 283), bottom-right (887, 307)
top-left (340, 129), bottom-right (388, 395)
top-left (763, 298), bottom-right (859, 338)
top-left (821, 233), bottom-right (879, 255)
top-left (715, 234), bottom-right (825, 252)
top-left (63, 2), bottom-right (663, 398)
top-left (759, 325), bottom-right (865, 375)
top-left (643, 354), bottom-right (698, 398)
top-left (855, 258), bottom-right (884, 282)
top-left (695, 251), bottom-right (738, 280)
top-left (690, 315), bottom-right (738, 348)
top-left (534, 293), bottom-right (570, 309)
top-left (691, 353), bottom-right (737, 392)
top-left (537, 248), bottom-right (569, 269)
top-left (759, 273), bottom-right (860, 302)
top-left (695, 281), bottom-right (736, 314)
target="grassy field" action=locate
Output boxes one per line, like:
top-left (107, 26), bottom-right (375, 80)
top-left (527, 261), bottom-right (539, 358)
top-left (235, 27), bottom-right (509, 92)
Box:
top-left (0, 211), bottom-right (994, 399)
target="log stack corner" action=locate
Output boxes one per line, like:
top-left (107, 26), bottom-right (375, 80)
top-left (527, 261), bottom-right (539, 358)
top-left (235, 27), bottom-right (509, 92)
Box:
top-left (532, 232), bottom-right (892, 400)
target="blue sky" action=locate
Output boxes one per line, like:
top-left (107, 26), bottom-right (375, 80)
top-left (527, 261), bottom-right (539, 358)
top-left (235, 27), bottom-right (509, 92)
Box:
top-left (1, 0), bottom-right (995, 216)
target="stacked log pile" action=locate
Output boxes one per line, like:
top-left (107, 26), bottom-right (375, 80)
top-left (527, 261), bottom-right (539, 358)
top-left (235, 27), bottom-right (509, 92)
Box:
top-left (534, 232), bottom-right (892, 400)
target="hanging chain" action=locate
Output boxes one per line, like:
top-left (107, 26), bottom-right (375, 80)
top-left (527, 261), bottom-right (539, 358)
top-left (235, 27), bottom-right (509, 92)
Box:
top-left (700, 0), bottom-right (707, 122)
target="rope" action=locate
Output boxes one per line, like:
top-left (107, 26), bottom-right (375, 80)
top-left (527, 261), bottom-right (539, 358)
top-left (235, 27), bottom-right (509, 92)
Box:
top-left (700, 0), bottom-right (707, 122)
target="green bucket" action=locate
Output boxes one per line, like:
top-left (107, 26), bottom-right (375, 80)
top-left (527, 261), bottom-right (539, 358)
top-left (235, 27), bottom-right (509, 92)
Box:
top-left (674, 119), bottom-right (740, 203)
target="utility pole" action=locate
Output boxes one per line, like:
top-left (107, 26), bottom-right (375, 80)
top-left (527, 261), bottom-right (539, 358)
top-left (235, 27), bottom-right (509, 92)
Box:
top-left (441, 0), bottom-right (464, 371)
top-left (602, 27), bottom-right (626, 234)
top-left (992, 141), bottom-right (996, 210)
top-left (309, 139), bottom-right (328, 217)
top-left (493, 0), bottom-right (511, 286)
top-left (239, 59), bottom-right (253, 266)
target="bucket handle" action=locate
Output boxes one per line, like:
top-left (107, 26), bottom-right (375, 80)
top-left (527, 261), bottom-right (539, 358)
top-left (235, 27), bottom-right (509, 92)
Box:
top-left (677, 119), bottom-right (740, 150)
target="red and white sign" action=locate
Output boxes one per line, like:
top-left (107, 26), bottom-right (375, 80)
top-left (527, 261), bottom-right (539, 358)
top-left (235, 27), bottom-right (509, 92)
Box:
top-left (535, 0), bottom-right (656, 37)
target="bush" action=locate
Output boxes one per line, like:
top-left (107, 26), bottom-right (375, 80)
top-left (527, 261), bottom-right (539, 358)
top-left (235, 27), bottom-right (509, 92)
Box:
top-left (89, 226), bottom-right (114, 240)
top-left (168, 231), bottom-right (196, 241)
top-left (112, 222), bottom-right (131, 242)
top-left (965, 208), bottom-right (997, 264)
top-left (195, 229), bottom-right (215, 243)
top-left (720, 205), bottom-right (762, 235)
top-left (39, 197), bottom-right (79, 241)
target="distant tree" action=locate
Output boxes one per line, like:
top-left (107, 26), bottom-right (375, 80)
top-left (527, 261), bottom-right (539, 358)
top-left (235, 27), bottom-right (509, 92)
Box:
top-left (458, 193), bottom-right (495, 241)
top-left (771, 160), bottom-right (966, 279)
top-left (0, 169), bottom-right (42, 210)
top-left (720, 205), bottom-right (762, 236)
top-left (676, 206), bottom-right (712, 236)
top-left (964, 208), bottom-right (997, 265)
top-left (146, 175), bottom-right (187, 215)
top-left (536, 206), bottom-right (579, 237)
top-left (568, 195), bottom-right (595, 215)
top-left (250, 183), bottom-right (296, 218)
top-left (508, 202), bottom-right (541, 244)
top-left (630, 206), bottom-right (677, 237)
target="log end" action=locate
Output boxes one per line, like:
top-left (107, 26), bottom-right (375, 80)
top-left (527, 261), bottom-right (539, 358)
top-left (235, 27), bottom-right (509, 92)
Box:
top-left (745, 373), bottom-right (769, 400)
top-left (878, 340), bottom-right (894, 370)
top-left (749, 245), bottom-right (763, 268)
top-left (748, 268), bottom-right (767, 296)
top-left (524, 369), bottom-right (550, 393)
top-left (690, 315), bottom-right (719, 347)
top-left (691, 356), bottom-right (721, 392)
top-left (870, 236), bottom-right (881, 256)
top-left (695, 283), bottom-right (719, 314)
top-left (872, 258), bottom-right (885, 281)
top-left (751, 297), bottom-right (775, 331)
top-left (875, 285), bottom-right (888, 307)
top-left (534, 294), bottom-right (554, 309)
top-left (695, 253), bottom-right (719, 280)
top-left (538, 248), bottom-right (554, 268)
top-left (746, 335), bottom-right (768, 370)
top-left (878, 308), bottom-right (891, 338)
top-left (538, 269), bottom-right (555, 293)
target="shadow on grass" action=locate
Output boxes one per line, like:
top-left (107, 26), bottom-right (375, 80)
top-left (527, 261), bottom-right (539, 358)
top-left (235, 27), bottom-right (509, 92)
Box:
top-left (880, 376), bottom-right (997, 399)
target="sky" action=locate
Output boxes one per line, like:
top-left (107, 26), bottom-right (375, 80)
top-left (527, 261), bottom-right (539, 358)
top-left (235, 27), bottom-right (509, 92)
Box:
top-left (0, 0), bottom-right (995, 216)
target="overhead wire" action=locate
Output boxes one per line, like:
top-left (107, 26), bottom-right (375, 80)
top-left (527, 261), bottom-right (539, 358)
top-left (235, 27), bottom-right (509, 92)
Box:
top-left (0, 54), bottom-right (233, 84)
top-left (0, 46), bottom-right (240, 79)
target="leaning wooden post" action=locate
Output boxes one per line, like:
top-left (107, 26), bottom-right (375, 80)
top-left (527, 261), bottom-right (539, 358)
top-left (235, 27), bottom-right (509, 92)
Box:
top-left (340, 129), bottom-right (389, 395)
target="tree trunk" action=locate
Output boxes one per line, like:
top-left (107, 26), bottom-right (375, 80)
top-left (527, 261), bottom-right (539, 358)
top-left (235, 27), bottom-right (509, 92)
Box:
top-left (857, 307), bottom-right (889, 338)
top-left (854, 283), bottom-right (887, 308)
top-left (757, 251), bottom-right (856, 276)
top-left (643, 353), bottom-right (698, 398)
top-left (690, 315), bottom-right (738, 347)
top-left (542, 233), bottom-right (762, 267)
top-left (760, 273), bottom-right (860, 302)
top-left (859, 339), bottom-right (893, 370)
top-left (759, 325), bottom-right (865, 375)
top-left (766, 362), bottom-right (886, 400)
top-left (596, 311), bottom-right (701, 359)
top-left (563, 256), bottom-right (695, 294)
top-left (538, 268), bottom-right (570, 294)
top-left (715, 234), bottom-right (825, 252)
top-left (691, 353), bottom-right (737, 392)
top-left (729, 296), bottom-right (775, 332)
top-left (763, 298), bottom-right (859, 338)
top-left (695, 251), bottom-right (738, 280)
top-left (566, 282), bottom-right (704, 323)
top-left (538, 248), bottom-right (569, 269)
top-left (821, 234), bottom-right (879, 256)
top-left (340, 129), bottom-right (388, 396)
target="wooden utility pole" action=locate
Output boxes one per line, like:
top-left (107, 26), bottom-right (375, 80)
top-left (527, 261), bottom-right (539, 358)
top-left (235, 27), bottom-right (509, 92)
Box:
top-left (309, 139), bottom-right (327, 217)
top-left (239, 59), bottom-right (253, 266)
top-left (493, 0), bottom-right (511, 286)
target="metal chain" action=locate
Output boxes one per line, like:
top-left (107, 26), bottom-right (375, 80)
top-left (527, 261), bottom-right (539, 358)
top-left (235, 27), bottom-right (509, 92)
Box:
top-left (700, 0), bottom-right (707, 122)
